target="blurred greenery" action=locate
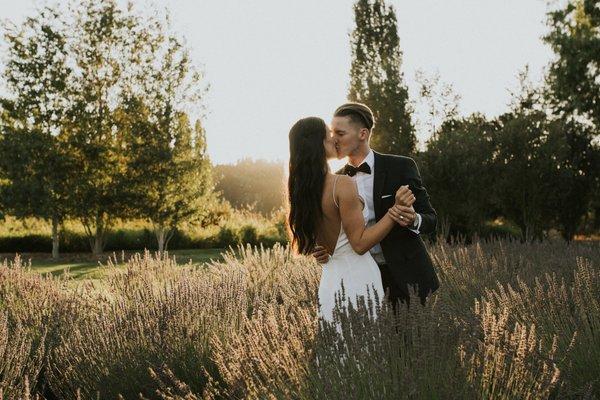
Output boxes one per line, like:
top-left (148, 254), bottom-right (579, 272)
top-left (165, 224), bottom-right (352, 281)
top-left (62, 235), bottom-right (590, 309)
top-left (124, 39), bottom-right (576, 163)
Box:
top-left (0, 208), bottom-right (288, 255)
top-left (214, 159), bottom-right (285, 215)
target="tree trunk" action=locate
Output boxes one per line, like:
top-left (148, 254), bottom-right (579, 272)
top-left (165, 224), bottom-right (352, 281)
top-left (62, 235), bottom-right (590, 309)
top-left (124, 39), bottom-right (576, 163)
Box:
top-left (154, 225), bottom-right (174, 254)
top-left (51, 215), bottom-right (60, 260)
top-left (156, 226), bottom-right (166, 254)
top-left (92, 234), bottom-right (104, 256)
top-left (92, 214), bottom-right (106, 257)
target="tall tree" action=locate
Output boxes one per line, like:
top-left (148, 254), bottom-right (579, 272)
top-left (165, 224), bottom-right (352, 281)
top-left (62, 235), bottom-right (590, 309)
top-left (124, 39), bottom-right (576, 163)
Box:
top-left (492, 110), bottom-right (557, 241)
top-left (64, 0), bottom-right (143, 256)
top-left (0, 5), bottom-right (72, 259)
top-left (124, 108), bottom-right (215, 252)
top-left (544, 0), bottom-right (600, 129)
top-left (349, 0), bottom-right (416, 155)
top-left (161, 116), bottom-right (215, 252)
top-left (121, 15), bottom-right (213, 253)
top-left (540, 119), bottom-right (599, 240)
top-left (493, 73), bottom-right (597, 243)
top-left (544, 0), bottom-right (600, 233)
top-left (419, 114), bottom-right (499, 238)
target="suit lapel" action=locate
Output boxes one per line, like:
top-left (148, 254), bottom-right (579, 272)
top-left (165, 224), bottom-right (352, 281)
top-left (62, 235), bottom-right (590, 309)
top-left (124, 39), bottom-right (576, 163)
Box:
top-left (373, 151), bottom-right (387, 220)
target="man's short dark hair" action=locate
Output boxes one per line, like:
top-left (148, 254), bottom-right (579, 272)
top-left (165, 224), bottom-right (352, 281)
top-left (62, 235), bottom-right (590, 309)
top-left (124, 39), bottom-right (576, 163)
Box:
top-left (334, 102), bottom-right (375, 131)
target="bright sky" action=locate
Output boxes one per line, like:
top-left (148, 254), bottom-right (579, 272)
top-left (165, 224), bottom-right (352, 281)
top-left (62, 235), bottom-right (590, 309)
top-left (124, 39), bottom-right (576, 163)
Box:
top-left (1, 0), bottom-right (554, 165)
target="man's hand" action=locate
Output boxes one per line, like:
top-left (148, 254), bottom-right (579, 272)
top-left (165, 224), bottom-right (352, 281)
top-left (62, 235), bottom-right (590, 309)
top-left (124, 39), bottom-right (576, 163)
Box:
top-left (392, 186), bottom-right (417, 227)
top-left (312, 245), bottom-right (330, 264)
top-left (395, 185), bottom-right (416, 207)
top-left (389, 204), bottom-right (417, 227)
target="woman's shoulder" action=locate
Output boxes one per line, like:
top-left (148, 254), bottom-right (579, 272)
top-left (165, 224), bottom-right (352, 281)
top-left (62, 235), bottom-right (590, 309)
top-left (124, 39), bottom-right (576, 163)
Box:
top-left (335, 175), bottom-right (358, 196)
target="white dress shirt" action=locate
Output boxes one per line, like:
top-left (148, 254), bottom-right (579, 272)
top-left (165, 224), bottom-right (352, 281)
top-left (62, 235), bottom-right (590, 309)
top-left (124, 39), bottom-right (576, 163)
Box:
top-left (350, 150), bottom-right (422, 264)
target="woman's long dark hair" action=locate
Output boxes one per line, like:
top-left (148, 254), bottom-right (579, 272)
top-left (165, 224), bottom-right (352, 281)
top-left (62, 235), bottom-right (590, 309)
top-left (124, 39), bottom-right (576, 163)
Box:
top-left (287, 117), bottom-right (329, 255)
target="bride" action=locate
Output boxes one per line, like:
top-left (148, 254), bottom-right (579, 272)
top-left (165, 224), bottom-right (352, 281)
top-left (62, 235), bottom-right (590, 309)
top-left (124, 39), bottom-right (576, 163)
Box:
top-left (287, 117), bottom-right (413, 323)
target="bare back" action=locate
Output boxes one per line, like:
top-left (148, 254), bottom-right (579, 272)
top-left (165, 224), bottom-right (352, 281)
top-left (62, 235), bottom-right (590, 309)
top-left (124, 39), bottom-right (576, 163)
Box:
top-left (316, 174), bottom-right (344, 256)
top-left (317, 174), bottom-right (365, 255)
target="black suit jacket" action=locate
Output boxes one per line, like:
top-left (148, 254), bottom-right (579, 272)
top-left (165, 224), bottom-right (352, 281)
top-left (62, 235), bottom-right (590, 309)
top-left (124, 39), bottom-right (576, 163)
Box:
top-left (339, 151), bottom-right (440, 303)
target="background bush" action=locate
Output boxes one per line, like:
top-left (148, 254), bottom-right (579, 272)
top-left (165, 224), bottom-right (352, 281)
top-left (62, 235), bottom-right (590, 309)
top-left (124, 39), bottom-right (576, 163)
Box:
top-left (0, 210), bottom-right (289, 254)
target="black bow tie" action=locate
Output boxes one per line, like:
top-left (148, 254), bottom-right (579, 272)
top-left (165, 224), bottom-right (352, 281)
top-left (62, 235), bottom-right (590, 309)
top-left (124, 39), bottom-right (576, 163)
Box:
top-left (343, 162), bottom-right (371, 177)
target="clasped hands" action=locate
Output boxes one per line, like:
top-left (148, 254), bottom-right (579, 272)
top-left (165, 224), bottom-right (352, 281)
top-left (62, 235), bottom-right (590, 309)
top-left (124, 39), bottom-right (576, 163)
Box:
top-left (388, 185), bottom-right (417, 228)
top-left (311, 186), bottom-right (417, 264)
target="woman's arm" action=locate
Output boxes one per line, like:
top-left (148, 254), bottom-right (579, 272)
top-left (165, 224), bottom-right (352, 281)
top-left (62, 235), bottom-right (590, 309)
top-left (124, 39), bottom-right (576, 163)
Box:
top-left (337, 176), bottom-right (407, 255)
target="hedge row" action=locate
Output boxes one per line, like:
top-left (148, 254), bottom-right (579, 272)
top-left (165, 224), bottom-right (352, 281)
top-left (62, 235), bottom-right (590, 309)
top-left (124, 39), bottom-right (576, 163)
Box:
top-left (0, 225), bottom-right (287, 253)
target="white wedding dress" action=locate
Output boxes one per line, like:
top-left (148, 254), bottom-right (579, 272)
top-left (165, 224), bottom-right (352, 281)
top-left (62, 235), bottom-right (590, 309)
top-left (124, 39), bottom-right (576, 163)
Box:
top-left (317, 176), bottom-right (385, 324)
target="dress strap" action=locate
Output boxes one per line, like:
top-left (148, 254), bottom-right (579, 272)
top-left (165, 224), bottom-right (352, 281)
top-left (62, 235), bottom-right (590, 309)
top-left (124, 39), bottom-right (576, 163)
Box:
top-left (333, 175), bottom-right (340, 208)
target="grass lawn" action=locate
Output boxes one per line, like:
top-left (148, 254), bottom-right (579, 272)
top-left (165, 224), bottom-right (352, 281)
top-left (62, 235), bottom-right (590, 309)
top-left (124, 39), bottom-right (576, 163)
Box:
top-left (0, 248), bottom-right (226, 280)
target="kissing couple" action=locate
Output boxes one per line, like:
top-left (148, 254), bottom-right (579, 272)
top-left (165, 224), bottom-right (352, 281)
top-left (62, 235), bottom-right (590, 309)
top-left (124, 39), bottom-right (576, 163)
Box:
top-left (287, 102), bottom-right (439, 323)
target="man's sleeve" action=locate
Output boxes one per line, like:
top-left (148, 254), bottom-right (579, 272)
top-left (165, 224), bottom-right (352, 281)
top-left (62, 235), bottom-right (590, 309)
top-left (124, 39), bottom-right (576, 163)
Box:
top-left (404, 158), bottom-right (437, 235)
top-left (408, 213), bottom-right (422, 234)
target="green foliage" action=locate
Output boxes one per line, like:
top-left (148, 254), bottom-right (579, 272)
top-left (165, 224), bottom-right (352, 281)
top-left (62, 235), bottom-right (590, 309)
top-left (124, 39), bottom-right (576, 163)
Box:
top-left (544, 0), bottom-right (600, 236)
top-left (0, 1), bottom-right (215, 256)
top-left (541, 119), bottom-right (599, 239)
top-left (492, 111), bottom-right (555, 241)
top-left (215, 208), bottom-right (288, 248)
top-left (0, 128), bottom-right (69, 220)
top-left (347, 0), bottom-right (599, 242)
top-left (0, 209), bottom-right (287, 253)
top-left (419, 114), bottom-right (500, 238)
top-left (63, 0), bottom-right (156, 255)
top-left (544, 0), bottom-right (600, 128)
top-left (419, 79), bottom-right (599, 241)
top-left (492, 109), bottom-right (598, 241)
top-left (349, 0), bottom-right (416, 155)
top-left (125, 109), bottom-right (215, 252)
top-left (0, 5), bottom-right (73, 258)
top-left (118, 16), bottom-right (211, 252)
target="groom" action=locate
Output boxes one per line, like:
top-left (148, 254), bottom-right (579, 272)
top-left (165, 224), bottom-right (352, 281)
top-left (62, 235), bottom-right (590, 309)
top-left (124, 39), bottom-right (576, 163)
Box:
top-left (313, 102), bottom-right (439, 307)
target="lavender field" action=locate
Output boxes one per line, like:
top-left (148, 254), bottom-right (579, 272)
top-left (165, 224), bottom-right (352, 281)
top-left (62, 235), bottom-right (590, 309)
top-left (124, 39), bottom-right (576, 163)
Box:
top-left (1, 238), bottom-right (598, 399)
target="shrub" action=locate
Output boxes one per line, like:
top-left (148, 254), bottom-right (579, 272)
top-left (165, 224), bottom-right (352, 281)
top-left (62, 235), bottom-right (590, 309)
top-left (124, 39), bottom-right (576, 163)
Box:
top-left (0, 210), bottom-right (289, 254)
